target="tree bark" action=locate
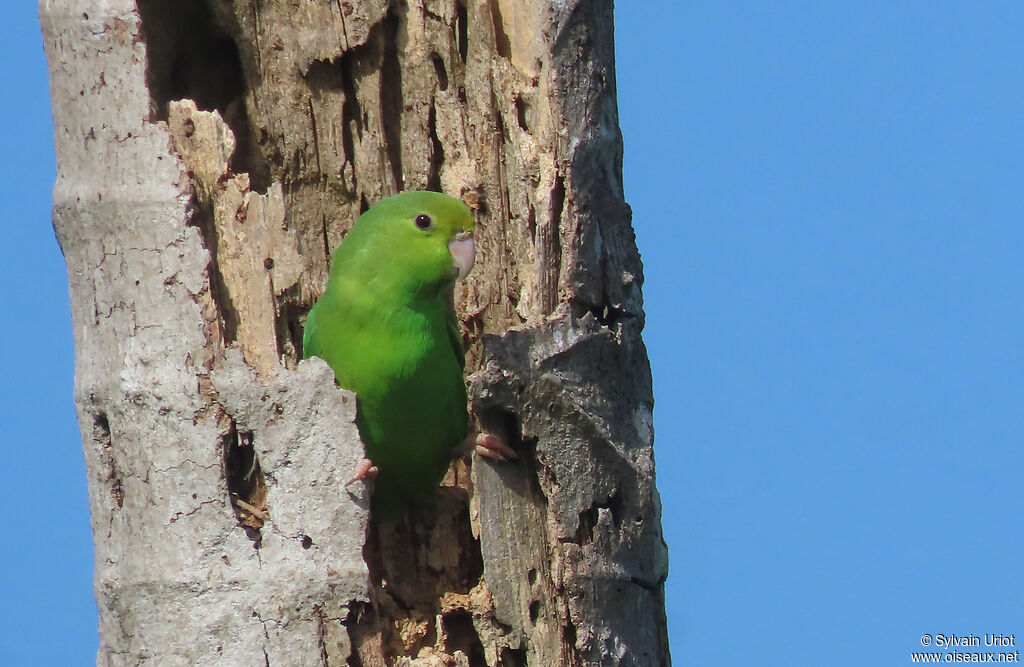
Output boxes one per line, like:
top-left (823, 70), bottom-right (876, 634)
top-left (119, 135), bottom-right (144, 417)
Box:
top-left (41, 0), bottom-right (669, 665)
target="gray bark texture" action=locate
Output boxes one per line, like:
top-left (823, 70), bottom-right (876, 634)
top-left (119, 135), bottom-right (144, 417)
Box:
top-left (40, 0), bottom-right (669, 664)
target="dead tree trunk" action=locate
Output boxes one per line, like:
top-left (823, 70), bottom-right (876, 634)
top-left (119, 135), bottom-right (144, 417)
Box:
top-left (41, 0), bottom-right (669, 664)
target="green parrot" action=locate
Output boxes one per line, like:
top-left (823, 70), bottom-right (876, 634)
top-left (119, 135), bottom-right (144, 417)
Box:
top-left (303, 191), bottom-right (515, 509)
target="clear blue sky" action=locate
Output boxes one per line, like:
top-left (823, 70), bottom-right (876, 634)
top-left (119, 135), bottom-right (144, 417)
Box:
top-left (4, 2), bottom-right (1022, 665)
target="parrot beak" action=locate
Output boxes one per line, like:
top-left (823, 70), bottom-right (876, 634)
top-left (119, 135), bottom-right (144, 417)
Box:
top-left (449, 231), bottom-right (476, 281)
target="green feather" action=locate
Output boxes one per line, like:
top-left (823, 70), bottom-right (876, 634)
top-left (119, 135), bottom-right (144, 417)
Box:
top-left (303, 191), bottom-right (475, 508)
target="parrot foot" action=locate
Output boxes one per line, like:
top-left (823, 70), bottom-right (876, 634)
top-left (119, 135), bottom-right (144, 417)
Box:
top-left (345, 458), bottom-right (379, 486)
top-left (473, 432), bottom-right (519, 462)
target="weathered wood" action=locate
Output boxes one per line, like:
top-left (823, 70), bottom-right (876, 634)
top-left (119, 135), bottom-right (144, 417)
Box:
top-left (40, 0), bottom-right (668, 664)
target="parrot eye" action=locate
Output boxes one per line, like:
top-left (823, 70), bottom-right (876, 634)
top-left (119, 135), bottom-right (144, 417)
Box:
top-left (414, 213), bottom-right (434, 230)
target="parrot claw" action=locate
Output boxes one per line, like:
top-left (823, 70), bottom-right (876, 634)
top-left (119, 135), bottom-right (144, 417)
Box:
top-left (345, 458), bottom-right (379, 486)
top-left (473, 432), bottom-right (519, 462)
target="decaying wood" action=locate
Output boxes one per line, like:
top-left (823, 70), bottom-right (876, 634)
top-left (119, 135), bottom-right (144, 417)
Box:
top-left (40, 0), bottom-right (669, 664)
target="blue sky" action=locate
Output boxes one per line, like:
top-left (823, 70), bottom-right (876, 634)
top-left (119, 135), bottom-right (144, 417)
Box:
top-left (4, 2), bottom-right (1023, 665)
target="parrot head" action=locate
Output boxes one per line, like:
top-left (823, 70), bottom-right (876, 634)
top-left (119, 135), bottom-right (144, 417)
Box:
top-left (346, 191), bottom-right (477, 296)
